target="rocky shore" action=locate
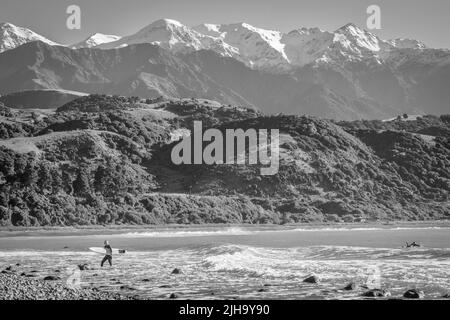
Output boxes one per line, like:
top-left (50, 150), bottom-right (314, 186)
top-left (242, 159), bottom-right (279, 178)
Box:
top-left (0, 270), bottom-right (136, 300)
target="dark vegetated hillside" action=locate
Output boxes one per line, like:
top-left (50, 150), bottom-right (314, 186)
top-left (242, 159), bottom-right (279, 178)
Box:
top-left (354, 130), bottom-right (449, 201)
top-left (0, 102), bottom-right (36, 139)
top-left (0, 94), bottom-right (448, 226)
top-left (148, 115), bottom-right (449, 223)
top-left (338, 115), bottom-right (450, 138)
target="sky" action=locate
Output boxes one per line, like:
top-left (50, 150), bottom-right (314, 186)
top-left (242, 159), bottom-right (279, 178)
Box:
top-left (0, 0), bottom-right (449, 48)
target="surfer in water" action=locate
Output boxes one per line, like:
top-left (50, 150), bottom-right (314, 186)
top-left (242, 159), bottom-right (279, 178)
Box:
top-left (405, 241), bottom-right (421, 248)
top-left (101, 240), bottom-right (113, 267)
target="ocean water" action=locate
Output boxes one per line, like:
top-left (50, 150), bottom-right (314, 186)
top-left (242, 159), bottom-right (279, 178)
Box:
top-left (0, 225), bottom-right (449, 299)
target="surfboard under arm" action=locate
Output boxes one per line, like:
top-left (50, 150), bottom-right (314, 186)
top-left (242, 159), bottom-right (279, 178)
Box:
top-left (89, 247), bottom-right (127, 254)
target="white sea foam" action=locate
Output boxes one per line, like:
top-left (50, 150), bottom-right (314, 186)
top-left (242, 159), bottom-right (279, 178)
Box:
top-left (1, 226), bottom-right (448, 240)
top-left (97, 226), bottom-right (450, 238)
top-left (116, 227), bottom-right (254, 238)
top-left (291, 226), bottom-right (450, 232)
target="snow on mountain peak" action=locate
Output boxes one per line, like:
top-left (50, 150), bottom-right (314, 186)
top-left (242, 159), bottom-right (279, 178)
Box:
top-left (72, 33), bottom-right (122, 48)
top-left (333, 23), bottom-right (383, 52)
top-left (387, 38), bottom-right (427, 50)
top-left (0, 22), bottom-right (59, 53)
top-left (151, 18), bottom-right (184, 28)
top-left (97, 18), bottom-right (207, 52)
top-left (193, 23), bottom-right (222, 37)
top-left (194, 22), bottom-right (290, 70)
top-left (4, 18), bottom-right (439, 73)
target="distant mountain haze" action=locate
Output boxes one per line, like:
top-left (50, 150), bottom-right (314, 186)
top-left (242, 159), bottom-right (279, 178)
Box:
top-left (0, 20), bottom-right (449, 119)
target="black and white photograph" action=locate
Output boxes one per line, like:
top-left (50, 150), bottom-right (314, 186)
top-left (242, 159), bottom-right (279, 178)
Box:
top-left (0, 0), bottom-right (449, 310)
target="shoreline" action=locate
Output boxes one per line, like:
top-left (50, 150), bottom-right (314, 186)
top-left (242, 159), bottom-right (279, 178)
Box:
top-left (1, 225), bottom-right (449, 300)
top-left (0, 220), bottom-right (449, 238)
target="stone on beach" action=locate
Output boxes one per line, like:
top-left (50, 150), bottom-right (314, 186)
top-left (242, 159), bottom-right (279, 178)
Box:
top-left (403, 289), bottom-right (424, 299)
top-left (120, 285), bottom-right (136, 291)
top-left (171, 268), bottom-right (182, 275)
top-left (303, 275), bottom-right (319, 284)
top-left (43, 275), bottom-right (61, 281)
top-left (343, 283), bottom-right (357, 290)
top-left (78, 263), bottom-right (90, 271)
top-left (362, 289), bottom-right (391, 298)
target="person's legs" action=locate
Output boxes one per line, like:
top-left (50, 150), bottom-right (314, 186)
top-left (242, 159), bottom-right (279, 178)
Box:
top-left (107, 255), bottom-right (112, 266)
top-left (101, 255), bottom-right (108, 267)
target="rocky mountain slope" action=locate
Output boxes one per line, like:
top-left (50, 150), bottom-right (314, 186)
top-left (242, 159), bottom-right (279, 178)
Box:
top-left (0, 41), bottom-right (255, 110)
top-left (0, 95), bottom-right (448, 226)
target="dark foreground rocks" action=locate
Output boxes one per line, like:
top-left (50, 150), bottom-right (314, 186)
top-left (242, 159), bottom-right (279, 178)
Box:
top-left (362, 289), bottom-right (391, 298)
top-left (303, 275), bottom-right (319, 284)
top-left (343, 282), bottom-right (357, 291)
top-left (171, 268), bottom-right (182, 275)
top-left (403, 289), bottom-right (425, 299)
top-left (0, 273), bottom-right (136, 300)
top-left (78, 263), bottom-right (90, 271)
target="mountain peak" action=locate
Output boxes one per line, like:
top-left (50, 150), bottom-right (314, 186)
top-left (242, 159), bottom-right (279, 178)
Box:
top-left (0, 22), bottom-right (15, 29)
top-left (147, 18), bottom-right (184, 29)
top-left (332, 22), bottom-right (383, 53)
top-left (0, 21), bottom-right (59, 53)
top-left (336, 22), bottom-right (359, 31)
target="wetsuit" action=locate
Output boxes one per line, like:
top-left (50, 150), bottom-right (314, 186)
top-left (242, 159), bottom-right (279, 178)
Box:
top-left (101, 245), bottom-right (113, 266)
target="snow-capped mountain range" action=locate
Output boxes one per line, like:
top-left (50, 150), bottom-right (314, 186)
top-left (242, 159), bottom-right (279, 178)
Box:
top-left (0, 19), bottom-right (449, 120)
top-left (0, 19), bottom-right (436, 72)
top-left (95, 19), bottom-right (433, 71)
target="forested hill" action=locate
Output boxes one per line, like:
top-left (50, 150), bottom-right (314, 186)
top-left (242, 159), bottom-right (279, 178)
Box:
top-left (0, 95), bottom-right (448, 226)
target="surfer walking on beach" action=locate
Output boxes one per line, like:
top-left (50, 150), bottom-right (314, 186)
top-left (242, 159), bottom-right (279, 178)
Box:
top-left (101, 240), bottom-right (113, 267)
